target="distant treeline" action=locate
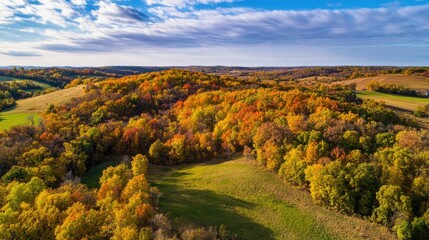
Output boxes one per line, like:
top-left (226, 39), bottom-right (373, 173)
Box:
top-left (185, 66), bottom-right (429, 82)
top-left (1, 66), bottom-right (428, 89)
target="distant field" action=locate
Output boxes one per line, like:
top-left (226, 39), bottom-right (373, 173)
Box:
top-left (0, 76), bottom-right (55, 91)
top-left (149, 158), bottom-right (394, 240)
top-left (0, 85), bottom-right (85, 130)
top-left (336, 74), bottom-right (429, 90)
top-left (357, 90), bottom-right (429, 112)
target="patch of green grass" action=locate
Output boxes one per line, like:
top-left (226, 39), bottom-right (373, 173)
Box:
top-left (81, 157), bottom-right (122, 188)
top-left (358, 90), bottom-right (429, 112)
top-left (149, 158), bottom-right (395, 240)
top-left (0, 112), bottom-right (40, 131)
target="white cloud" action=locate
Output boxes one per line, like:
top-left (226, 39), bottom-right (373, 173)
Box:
top-left (146, 0), bottom-right (235, 8)
top-left (0, 0), bottom-right (27, 24)
top-left (70, 0), bottom-right (87, 5)
top-left (93, 1), bottom-right (147, 25)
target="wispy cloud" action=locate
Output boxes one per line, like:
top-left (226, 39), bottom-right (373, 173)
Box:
top-left (1, 50), bottom-right (42, 57)
top-left (35, 3), bottom-right (429, 52)
top-left (0, 0), bottom-right (428, 65)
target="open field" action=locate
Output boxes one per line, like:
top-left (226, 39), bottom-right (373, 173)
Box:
top-left (148, 158), bottom-right (395, 240)
top-left (0, 85), bottom-right (85, 130)
top-left (0, 112), bottom-right (40, 130)
top-left (0, 76), bottom-right (55, 90)
top-left (357, 90), bottom-right (429, 112)
top-left (335, 74), bottom-right (429, 90)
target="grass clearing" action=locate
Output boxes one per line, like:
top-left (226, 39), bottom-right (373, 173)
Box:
top-left (357, 90), bottom-right (429, 112)
top-left (81, 156), bottom-right (122, 188)
top-left (0, 85), bottom-right (85, 130)
top-left (0, 112), bottom-right (40, 131)
top-left (149, 158), bottom-right (395, 240)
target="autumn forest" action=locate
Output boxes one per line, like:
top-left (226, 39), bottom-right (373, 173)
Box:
top-left (0, 67), bottom-right (429, 240)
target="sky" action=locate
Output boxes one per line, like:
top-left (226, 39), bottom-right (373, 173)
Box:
top-left (0, 0), bottom-right (428, 66)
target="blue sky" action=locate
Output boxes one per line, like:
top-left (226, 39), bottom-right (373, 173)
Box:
top-left (0, 0), bottom-right (428, 66)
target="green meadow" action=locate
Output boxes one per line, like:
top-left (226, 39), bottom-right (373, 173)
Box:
top-left (148, 158), bottom-right (395, 240)
top-left (0, 112), bottom-right (40, 131)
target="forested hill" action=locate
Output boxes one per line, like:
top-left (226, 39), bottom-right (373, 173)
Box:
top-left (0, 69), bottom-right (428, 239)
top-left (2, 66), bottom-right (428, 88)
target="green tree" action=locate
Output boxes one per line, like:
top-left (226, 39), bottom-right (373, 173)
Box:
top-left (148, 139), bottom-right (168, 164)
top-left (279, 148), bottom-right (307, 186)
top-left (372, 185), bottom-right (412, 228)
top-left (131, 154), bottom-right (149, 176)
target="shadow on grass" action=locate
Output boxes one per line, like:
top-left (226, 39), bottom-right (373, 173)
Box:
top-left (81, 157), bottom-right (122, 188)
top-left (1, 105), bottom-right (17, 113)
top-left (154, 182), bottom-right (275, 240)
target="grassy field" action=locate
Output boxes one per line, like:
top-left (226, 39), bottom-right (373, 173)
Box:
top-left (336, 74), bottom-right (429, 90)
top-left (0, 76), bottom-right (55, 91)
top-left (357, 90), bottom-right (429, 112)
top-left (0, 85), bottom-right (85, 131)
top-left (0, 112), bottom-right (41, 130)
top-left (149, 158), bottom-right (395, 240)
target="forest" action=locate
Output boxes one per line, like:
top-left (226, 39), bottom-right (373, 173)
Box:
top-left (2, 66), bottom-right (429, 88)
top-left (0, 69), bottom-right (428, 239)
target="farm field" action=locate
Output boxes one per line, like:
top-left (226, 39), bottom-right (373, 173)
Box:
top-left (0, 85), bottom-right (85, 130)
top-left (148, 158), bottom-right (395, 240)
top-left (336, 74), bottom-right (429, 90)
top-left (357, 90), bottom-right (429, 112)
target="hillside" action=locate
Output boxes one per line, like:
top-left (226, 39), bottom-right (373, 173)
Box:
top-left (335, 74), bottom-right (429, 90)
top-left (149, 158), bottom-right (395, 240)
top-left (0, 85), bottom-right (85, 130)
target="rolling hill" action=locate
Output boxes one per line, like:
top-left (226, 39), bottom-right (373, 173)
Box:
top-left (0, 85), bottom-right (85, 130)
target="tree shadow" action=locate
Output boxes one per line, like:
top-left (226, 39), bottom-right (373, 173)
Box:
top-left (154, 182), bottom-right (275, 240)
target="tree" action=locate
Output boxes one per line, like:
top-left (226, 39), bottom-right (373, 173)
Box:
top-left (7, 177), bottom-right (46, 210)
top-left (372, 185), bottom-right (412, 228)
top-left (305, 161), bottom-right (379, 215)
top-left (131, 154), bottom-right (148, 176)
top-left (148, 139), bottom-right (168, 164)
top-left (279, 148), bottom-right (307, 186)
top-left (55, 202), bottom-right (105, 240)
